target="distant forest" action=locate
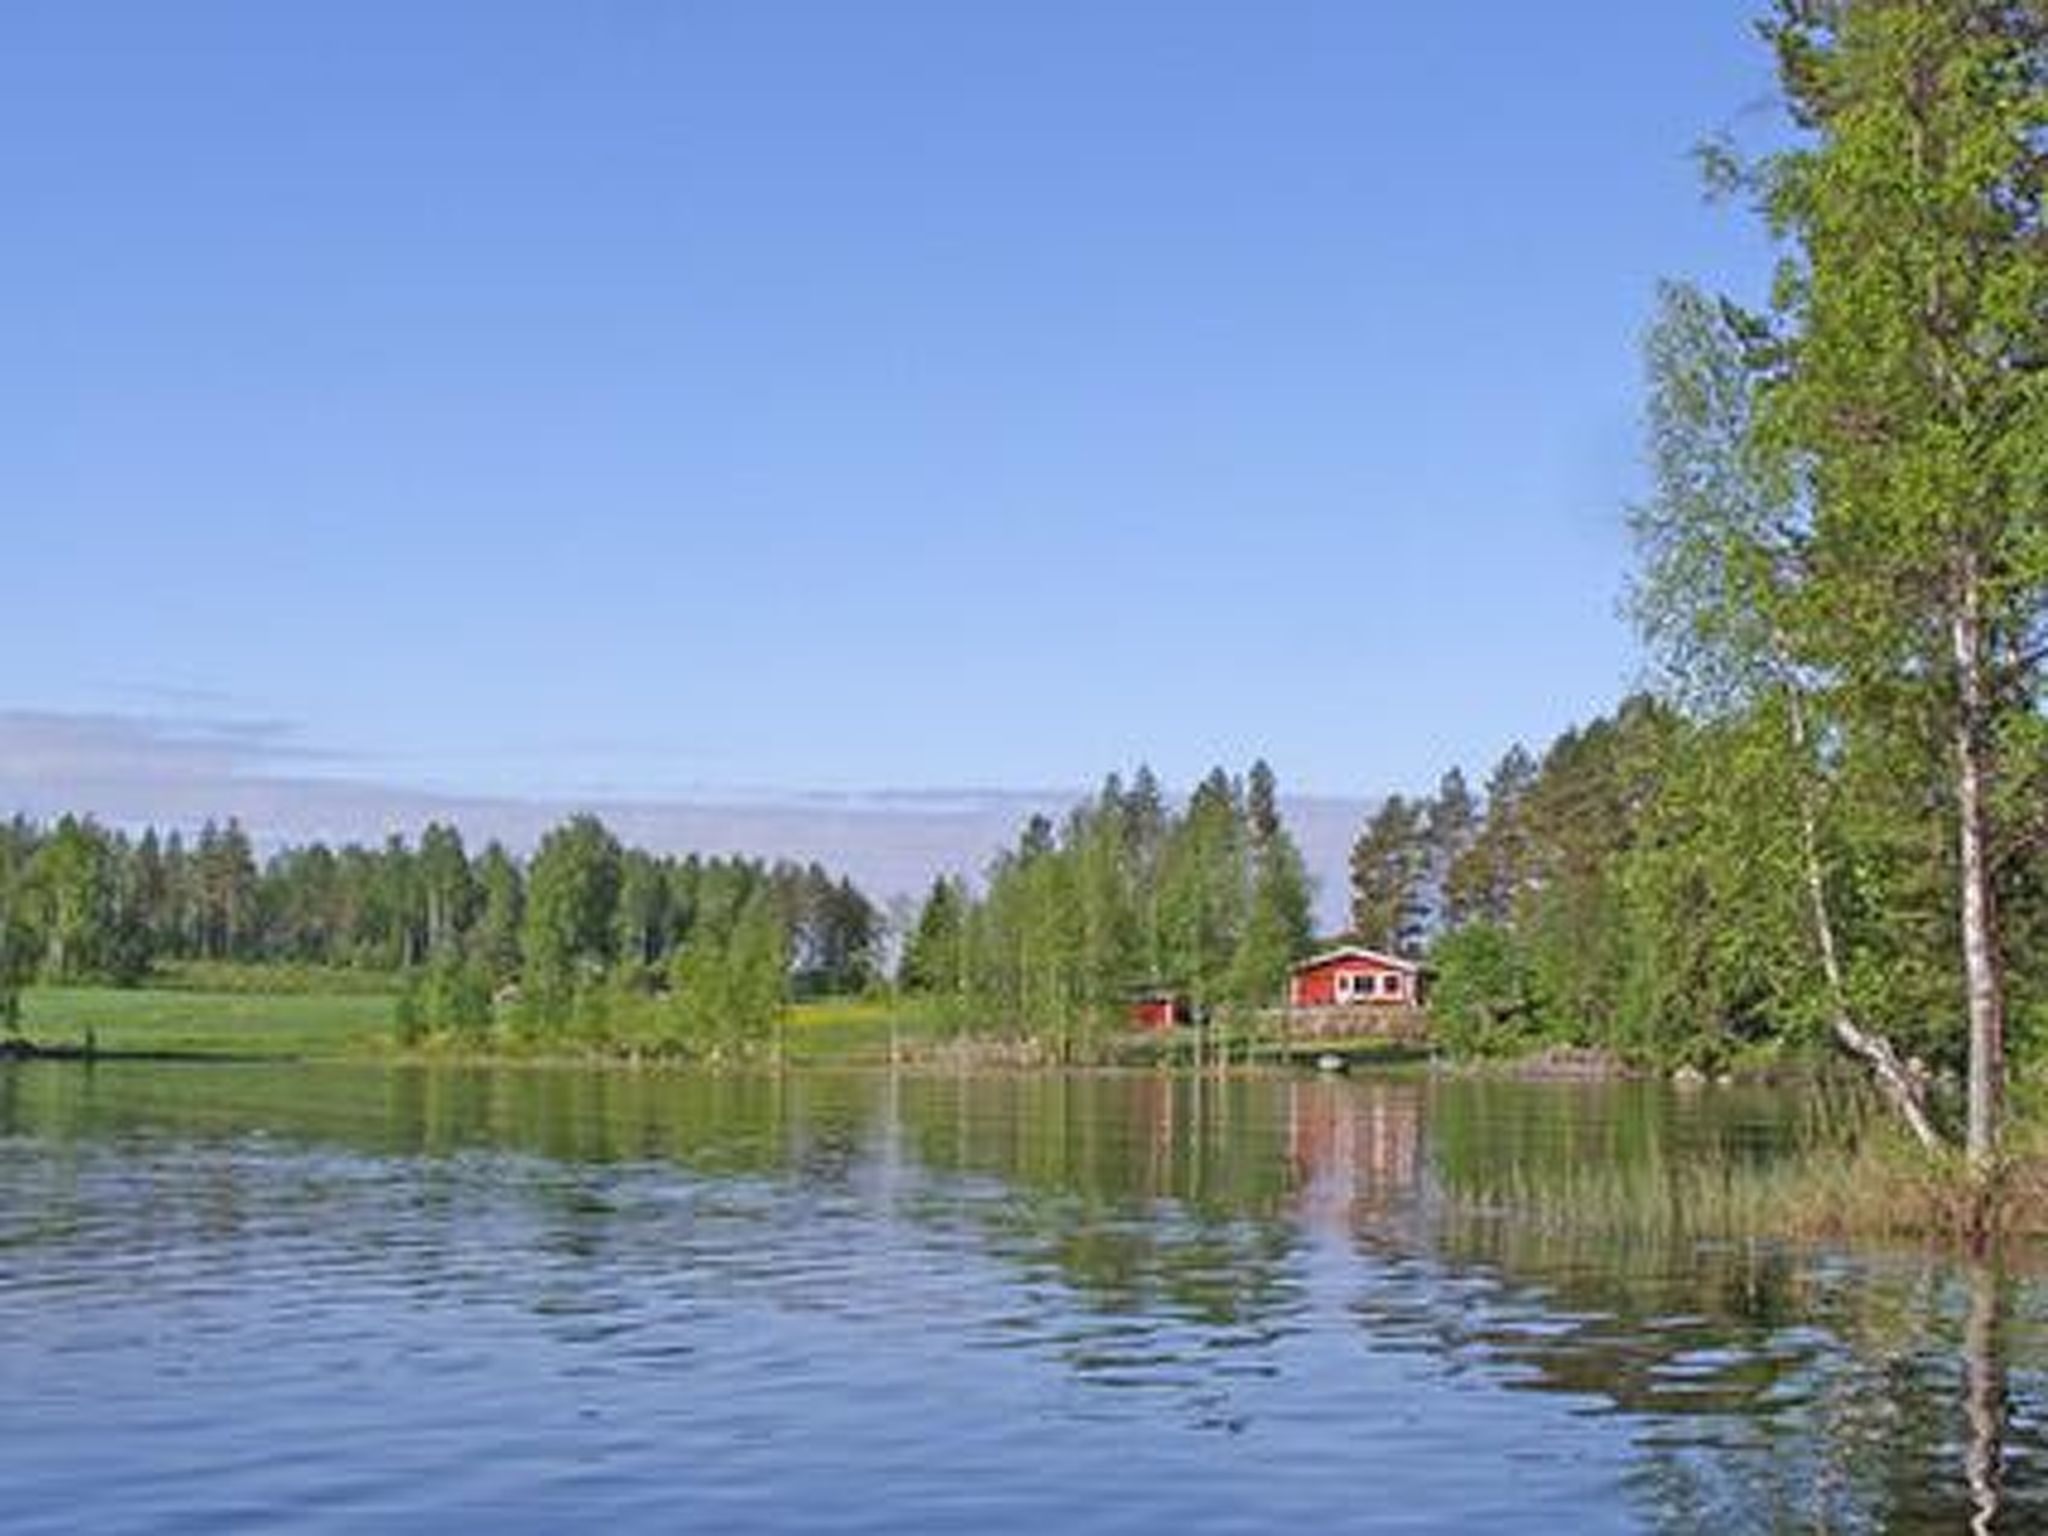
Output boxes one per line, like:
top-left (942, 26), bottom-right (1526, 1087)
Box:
top-left (0, 814), bottom-right (879, 1049)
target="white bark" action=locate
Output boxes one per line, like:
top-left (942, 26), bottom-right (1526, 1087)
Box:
top-left (1785, 680), bottom-right (1947, 1152)
top-left (1953, 557), bottom-right (2005, 1173)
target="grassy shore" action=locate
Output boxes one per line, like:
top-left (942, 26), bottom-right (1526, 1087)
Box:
top-left (18, 983), bottom-right (398, 1058)
top-left (11, 984), bottom-right (957, 1065)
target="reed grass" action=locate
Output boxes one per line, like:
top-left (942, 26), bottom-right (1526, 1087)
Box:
top-left (1445, 1123), bottom-right (2048, 1248)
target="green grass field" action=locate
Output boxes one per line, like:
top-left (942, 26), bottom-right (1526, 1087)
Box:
top-left (14, 987), bottom-right (946, 1063)
top-left (782, 996), bottom-right (962, 1063)
top-left (13, 987), bottom-right (1179, 1067)
top-left (18, 984), bottom-right (397, 1058)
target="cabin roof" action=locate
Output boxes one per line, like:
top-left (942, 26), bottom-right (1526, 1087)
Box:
top-left (1292, 945), bottom-right (1420, 975)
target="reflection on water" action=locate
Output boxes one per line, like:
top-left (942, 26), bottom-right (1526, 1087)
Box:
top-left (1, 1063), bottom-right (2042, 1533)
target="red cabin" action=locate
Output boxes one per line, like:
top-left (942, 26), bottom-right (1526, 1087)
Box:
top-left (1289, 946), bottom-right (1420, 1008)
top-left (1129, 990), bottom-right (1191, 1031)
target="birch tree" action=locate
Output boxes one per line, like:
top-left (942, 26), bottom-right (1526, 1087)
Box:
top-left (1756, 0), bottom-right (2048, 1171)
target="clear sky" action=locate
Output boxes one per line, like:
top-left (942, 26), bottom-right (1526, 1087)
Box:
top-left (2, 1), bottom-right (1782, 807)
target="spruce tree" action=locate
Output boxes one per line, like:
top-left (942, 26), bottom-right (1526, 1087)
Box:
top-left (1349, 796), bottom-right (1427, 955)
top-left (1232, 760), bottom-right (1313, 1006)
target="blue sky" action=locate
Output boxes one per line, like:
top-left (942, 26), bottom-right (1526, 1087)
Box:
top-left (2, 2), bottom-right (1781, 807)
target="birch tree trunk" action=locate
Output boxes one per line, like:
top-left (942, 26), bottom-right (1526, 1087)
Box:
top-left (1786, 681), bottom-right (1945, 1153)
top-left (1953, 558), bottom-right (2005, 1175)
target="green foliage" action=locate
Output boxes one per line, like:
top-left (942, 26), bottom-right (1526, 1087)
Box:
top-left (1446, 746), bottom-right (1537, 928)
top-left (1424, 923), bottom-right (1530, 1057)
top-left (1422, 696), bottom-right (1847, 1067)
top-left (665, 888), bottom-right (789, 1059)
top-left (898, 876), bottom-right (969, 997)
top-left (416, 823), bottom-right (476, 959)
top-left (1608, 6), bottom-right (2048, 1138)
top-left (519, 814), bottom-right (624, 1023)
top-left (1231, 761), bottom-right (1315, 1009)
top-left (0, 908), bottom-right (32, 1034)
top-left (396, 952), bottom-right (495, 1045)
top-left (471, 842), bottom-right (525, 982)
top-left (154, 959), bottom-right (405, 996)
top-left (914, 763), bottom-right (1316, 1053)
top-left (1428, 6), bottom-right (2048, 1092)
top-left (1348, 795), bottom-right (1428, 954)
top-left (1156, 770), bottom-right (1249, 1013)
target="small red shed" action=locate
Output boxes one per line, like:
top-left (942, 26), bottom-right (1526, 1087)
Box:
top-left (1289, 946), bottom-right (1420, 1008)
top-left (1129, 990), bottom-right (1191, 1031)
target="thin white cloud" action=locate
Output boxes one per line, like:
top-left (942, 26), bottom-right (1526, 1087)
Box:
top-left (0, 709), bottom-right (1368, 921)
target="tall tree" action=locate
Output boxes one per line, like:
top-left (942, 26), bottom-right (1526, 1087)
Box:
top-left (1072, 786), bottom-right (1140, 1026)
top-left (1157, 769), bottom-right (1247, 1009)
top-left (1424, 767), bottom-right (1478, 930)
top-left (612, 849), bottom-right (670, 971)
top-left (194, 820), bottom-right (258, 961)
top-left (25, 817), bottom-right (115, 981)
top-left (416, 823), bottom-right (474, 958)
top-left (471, 841), bottom-right (525, 983)
top-left (899, 876), bottom-right (970, 997)
top-left (668, 884), bottom-right (789, 1057)
top-left (0, 840), bottom-right (32, 1033)
top-left (1446, 747), bottom-right (1538, 928)
top-left (1631, 280), bottom-right (1946, 1145)
top-left (1232, 760), bottom-right (1314, 1005)
top-left (520, 815), bottom-right (623, 1020)
top-left (1349, 796), bottom-right (1428, 955)
top-left (1749, 0), bottom-right (2048, 1168)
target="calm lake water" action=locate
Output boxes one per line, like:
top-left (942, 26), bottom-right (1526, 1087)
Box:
top-left (2, 1064), bottom-right (2043, 1534)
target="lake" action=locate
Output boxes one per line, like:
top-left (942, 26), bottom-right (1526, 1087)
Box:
top-left (2, 1063), bottom-right (2042, 1533)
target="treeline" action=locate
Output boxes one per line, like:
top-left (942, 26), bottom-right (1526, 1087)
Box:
top-left (0, 813), bottom-right (880, 1053)
top-left (1344, 700), bottom-right (1794, 1065)
top-left (896, 762), bottom-right (1315, 1056)
top-left (1359, 685), bottom-right (2047, 1084)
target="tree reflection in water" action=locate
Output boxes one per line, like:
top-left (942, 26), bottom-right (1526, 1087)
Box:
top-left (1965, 1260), bottom-right (2007, 1536)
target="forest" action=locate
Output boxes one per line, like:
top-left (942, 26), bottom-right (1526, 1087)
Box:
top-left (0, 813), bottom-right (880, 1056)
top-left (895, 761), bottom-right (1315, 1058)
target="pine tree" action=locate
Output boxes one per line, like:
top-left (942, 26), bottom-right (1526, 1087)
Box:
top-left (1424, 767), bottom-right (1478, 931)
top-left (1349, 796), bottom-right (1427, 955)
top-left (900, 876), bottom-right (969, 996)
top-left (1446, 747), bottom-right (1537, 928)
top-left (1232, 760), bottom-right (1313, 1006)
